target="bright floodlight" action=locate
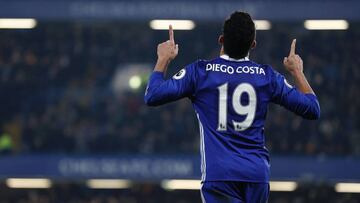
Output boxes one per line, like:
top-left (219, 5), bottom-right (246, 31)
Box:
top-left (270, 181), bottom-right (298, 192)
top-left (255, 20), bottom-right (271, 30)
top-left (129, 75), bottom-right (142, 89)
top-left (161, 179), bottom-right (201, 190)
top-left (304, 20), bottom-right (349, 30)
top-left (0, 18), bottom-right (37, 29)
top-left (335, 183), bottom-right (360, 193)
top-left (6, 178), bottom-right (52, 188)
top-left (150, 20), bottom-right (195, 30)
top-left (86, 179), bottom-right (132, 189)
top-left (161, 179), bottom-right (298, 191)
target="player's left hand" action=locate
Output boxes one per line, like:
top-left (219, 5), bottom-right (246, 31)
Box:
top-left (157, 25), bottom-right (179, 62)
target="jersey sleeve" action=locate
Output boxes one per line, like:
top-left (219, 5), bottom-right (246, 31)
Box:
top-left (144, 62), bottom-right (198, 106)
top-left (270, 68), bottom-right (320, 120)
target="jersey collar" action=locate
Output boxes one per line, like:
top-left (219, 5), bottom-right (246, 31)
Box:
top-left (220, 54), bottom-right (249, 62)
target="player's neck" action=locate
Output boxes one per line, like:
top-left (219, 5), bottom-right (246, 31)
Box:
top-left (219, 47), bottom-right (225, 56)
top-left (220, 54), bottom-right (249, 62)
top-left (219, 48), bottom-right (250, 61)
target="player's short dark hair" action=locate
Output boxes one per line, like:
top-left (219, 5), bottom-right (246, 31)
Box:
top-left (223, 11), bottom-right (255, 59)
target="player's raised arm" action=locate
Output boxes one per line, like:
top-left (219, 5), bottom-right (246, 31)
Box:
top-left (271, 39), bottom-right (320, 119)
top-left (154, 25), bottom-right (179, 75)
top-left (283, 39), bottom-right (314, 95)
top-left (144, 25), bottom-right (197, 106)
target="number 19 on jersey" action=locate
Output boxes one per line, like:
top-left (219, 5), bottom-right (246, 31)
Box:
top-left (217, 83), bottom-right (257, 131)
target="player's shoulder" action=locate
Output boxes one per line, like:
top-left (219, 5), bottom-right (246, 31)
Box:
top-left (250, 61), bottom-right (273, 70)
top-left (184, 58), bottom-right (211, 72)
top-left (250, 61), bottom-right (278, 76)
top-left (191, 58), bottom-right (211, 67)
top-left (174, 59), bottom-right (206, 79)
top-left (196, 57), bottom-right (227, 65)
top-left (191, 57), bottom-right (233, 69)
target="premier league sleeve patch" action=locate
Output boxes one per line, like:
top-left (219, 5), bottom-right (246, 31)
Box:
top-left (172, 68), bottom-right (186, 80)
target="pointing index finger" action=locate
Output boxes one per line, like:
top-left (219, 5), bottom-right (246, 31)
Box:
top-left (169, 25), bottom-right (174, 43)
top-left (289, 39), bottom-right (296, 56)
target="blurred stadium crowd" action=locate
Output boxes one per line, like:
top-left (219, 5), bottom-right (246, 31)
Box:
top-left (0, 22), bottom-right (359, 157)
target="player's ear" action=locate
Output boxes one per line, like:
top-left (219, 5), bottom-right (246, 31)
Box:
top-left (218, 35), bottom-right (224, 45)
top-left (251, 40), bottom-right (257, 49)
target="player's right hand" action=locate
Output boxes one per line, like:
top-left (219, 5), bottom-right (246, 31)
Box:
top-left (157, 25), bottom-right (179, 62)
top-left (283, 39), bottom-right (303, 75)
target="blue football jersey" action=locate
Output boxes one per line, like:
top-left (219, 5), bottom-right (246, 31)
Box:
top-left (145, 55), bottom-right (320, 183)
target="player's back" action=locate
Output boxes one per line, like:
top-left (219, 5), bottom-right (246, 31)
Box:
top-left (192, 55), bottom-right (273, 183)
top-left (145, 54), bottom-right (319, 183)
